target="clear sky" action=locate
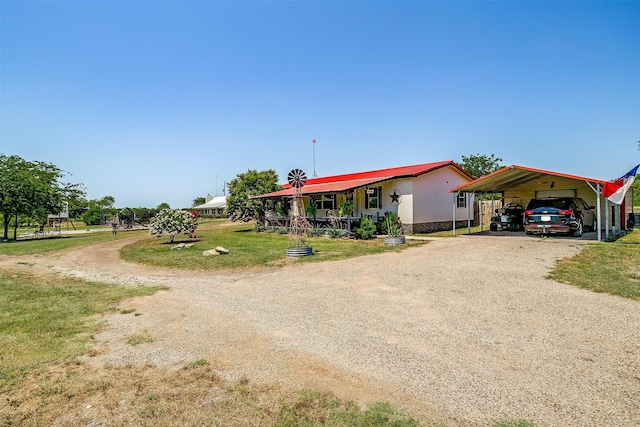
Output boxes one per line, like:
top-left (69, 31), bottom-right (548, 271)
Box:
top-left (1, 1), bottom-right (638, 209)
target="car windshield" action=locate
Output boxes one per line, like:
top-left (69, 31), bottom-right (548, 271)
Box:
top-left (526, 199), bottom-right (572, 210)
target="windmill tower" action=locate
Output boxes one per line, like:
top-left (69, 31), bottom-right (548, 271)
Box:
top-left (286, 168), bottom-right (312, 256)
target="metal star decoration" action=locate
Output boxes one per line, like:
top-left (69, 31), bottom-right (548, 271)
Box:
top-left (390, 190), bottom-right (401, 204)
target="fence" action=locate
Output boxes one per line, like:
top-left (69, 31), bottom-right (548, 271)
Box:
top-left (474, 200), bottom-right (503, 226)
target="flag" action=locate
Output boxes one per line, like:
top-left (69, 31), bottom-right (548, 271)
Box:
top-left (601, 164), bottom-right (640, 205)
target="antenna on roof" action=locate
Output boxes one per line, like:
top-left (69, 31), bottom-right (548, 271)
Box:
top-left (312, 138), bottom-right (317, 177)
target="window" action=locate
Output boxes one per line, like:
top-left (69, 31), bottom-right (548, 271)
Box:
top-left (315, 194), bottom-right (336, 210)
top-left (365, 186), bottom-right (382, 209)
top-left (457, 192), bottom-right (467, 209)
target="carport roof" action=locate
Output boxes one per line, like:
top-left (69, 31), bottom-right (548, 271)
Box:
top-left (449, 165), bottom-right (609, 194)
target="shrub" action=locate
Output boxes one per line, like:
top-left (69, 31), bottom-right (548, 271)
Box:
top-left (338, 200), bottom-right (354, 217)
top-left (308, 227), bottom-right (324, 237)
top-left (354, 217), bottom-right (376, 240)
top-left (327, 227), bottom-right (345, 239)
top-left (305, 203), bottom-right (318, 218)
top-left (149, 209), bottom-right (198, 243)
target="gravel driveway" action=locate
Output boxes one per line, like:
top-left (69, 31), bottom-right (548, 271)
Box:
top-left (7, 234), bottom-right (639, 427)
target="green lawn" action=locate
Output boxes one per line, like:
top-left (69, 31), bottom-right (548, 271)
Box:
top-left (0, 228), bottom-right (148, 256)
top-left (0, 270), bottom-right (166, 391)
top-left (121, 221), bottom-right (426, 270)
top-left (548, 230), bottom-right (640, 300)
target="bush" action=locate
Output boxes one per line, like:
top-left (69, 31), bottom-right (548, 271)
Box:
top-left (308, 227), bottom-right (324, 237)
top-left (149, 209), bottom-right (198, 243)
top-left (305, 203), bottom-right (318, 218)
top-left (353, 217), bottom-right (376, 240)
top-left (338, 200), bottom-right (354, 217)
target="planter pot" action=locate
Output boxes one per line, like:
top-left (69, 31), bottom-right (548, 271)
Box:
top-left (286, 246), bottom-right (313, 257)
top-left (384, 236), bottom-right (406, 245)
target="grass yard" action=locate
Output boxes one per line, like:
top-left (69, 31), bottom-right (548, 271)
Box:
top-left (0, 270), bottom-right (167, 390)
top-left (549, 229), bottom-right (640, 300)
top-left (0, 228), bottom-right (148, 256)
top-left (121, 221), bottom-right (427, 270)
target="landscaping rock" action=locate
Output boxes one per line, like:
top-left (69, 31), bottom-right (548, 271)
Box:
top-left (202, 247), bottom-right (230, 256)
top-left (171, 243), bottom-right (195, 250)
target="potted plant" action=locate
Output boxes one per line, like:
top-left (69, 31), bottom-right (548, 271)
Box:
top-left (379, 211), bottom-right (405, 245)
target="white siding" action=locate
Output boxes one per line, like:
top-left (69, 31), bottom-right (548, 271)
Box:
top-left (413, 166), bottom-right (473, 222)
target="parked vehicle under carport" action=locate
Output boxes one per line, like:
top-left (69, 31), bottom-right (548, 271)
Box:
top-left (489, 200), bottom-right (525, 232)
top-left (523, 197), bottom-right (596, 237)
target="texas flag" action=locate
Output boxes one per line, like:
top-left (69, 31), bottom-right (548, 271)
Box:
top-left (601, 164), bottom-right (640, 205)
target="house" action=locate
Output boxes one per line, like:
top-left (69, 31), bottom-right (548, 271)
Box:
top-left (449, 164), bottom-right (633, 241)
top-left (253, 161), bottom-right (475, 233)
top-left (192, 195), bottom-right (227, 216)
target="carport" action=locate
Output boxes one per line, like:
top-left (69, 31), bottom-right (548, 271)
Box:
top-left (448, 165), bottom-right (625, 242)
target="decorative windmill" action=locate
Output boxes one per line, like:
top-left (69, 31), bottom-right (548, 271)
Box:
top-left (287, 168), bottom-right (312, 255)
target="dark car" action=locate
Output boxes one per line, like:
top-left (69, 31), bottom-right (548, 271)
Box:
top-left (523, 197), bottom-right (596, 237)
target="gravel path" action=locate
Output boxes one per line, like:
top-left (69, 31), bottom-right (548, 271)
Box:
top-left (3, 234), bottom-right (639, 426)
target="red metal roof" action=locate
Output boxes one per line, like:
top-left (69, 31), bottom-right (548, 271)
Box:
top-left (449, 165), bottom-right (609, 193)
top-left (254, 161), bottom-right (471, 198)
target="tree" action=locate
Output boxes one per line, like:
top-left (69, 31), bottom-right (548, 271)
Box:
top-left (459, 153), bottom-right (504, 178)
top-left (0, 154), bottom-right (85, 240)
top-left (81, 196), bottom-right (116, 226)
top-left (156, 202), bottom-right (170, 211)
top-left (149, 208), bottom-right (197, 243)
top-left (227, 169), bottom-right (282, 223)
top-left (192, 196), bottom-right (206, 207)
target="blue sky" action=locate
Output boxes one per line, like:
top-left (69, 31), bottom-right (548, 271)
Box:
top-left (1, 1), bottom-right (638, 208)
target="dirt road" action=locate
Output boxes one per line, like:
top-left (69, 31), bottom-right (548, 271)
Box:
top-left (3, 235), bottom-right (639, 426)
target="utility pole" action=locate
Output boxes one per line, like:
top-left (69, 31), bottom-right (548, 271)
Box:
top-left (312, 138), bottom-right (317, 177)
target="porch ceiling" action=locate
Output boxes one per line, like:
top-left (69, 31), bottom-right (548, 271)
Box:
top-left (252, 177), bottom-right (389, 199)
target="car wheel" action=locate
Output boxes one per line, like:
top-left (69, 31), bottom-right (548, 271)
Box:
top-left (490, 223), bottom-right (498, 231)
top-left (571, 219), bottom-right (583, 237)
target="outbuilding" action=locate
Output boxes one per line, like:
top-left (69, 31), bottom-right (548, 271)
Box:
top-left (192, 195), bottom-right (227, 216)
top-left (449, 165), bottom-right (632, 241)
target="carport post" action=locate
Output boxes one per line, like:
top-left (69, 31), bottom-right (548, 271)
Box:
top-left (480, 192), bottom-right (484, 232)
top-left (597, 184), bottom-right (602, 242)
top-left (452, 192), bottom-right (457, 237)
top-left (604, 198), bottom-right (608, 239)
top-left (468, 192), bottom-right (473, 234)
top-left (587, 181), bottom-right (603, 242)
